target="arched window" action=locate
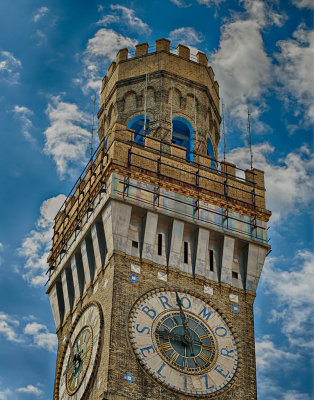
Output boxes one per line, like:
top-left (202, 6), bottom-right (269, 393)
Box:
top-left (207, 138), bottom-right (215, 169)
top-left (127, 115), bottom-right (150, 145)
top-left (172, 117), bottom-right (193, 162)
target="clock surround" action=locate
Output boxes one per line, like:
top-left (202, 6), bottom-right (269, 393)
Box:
top-left (129, 288), bottom-right (239, 397)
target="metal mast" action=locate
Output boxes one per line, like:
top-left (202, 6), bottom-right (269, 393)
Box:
top-left (247, 108), bottom-right (253, 170)
top-left (90, 94), bottom-right (96, 159)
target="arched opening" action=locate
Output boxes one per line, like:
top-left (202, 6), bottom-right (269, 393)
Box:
top-left (172, 117), bottom-right (193, 162)
top-left (207, 137), bottom-right (215, 169)
top-left (127, 115), bottom-right (150, 145)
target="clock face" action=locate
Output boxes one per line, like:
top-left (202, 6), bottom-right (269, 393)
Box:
top-left (58, 303), bottom-right (103, 400)
top-left (129, 289), bottom-right (238, 397)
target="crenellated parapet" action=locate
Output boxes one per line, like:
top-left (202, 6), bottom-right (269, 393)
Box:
top-left (47, 123), bottom-right (270, 313)
top-left (97, 39), bottom-right (221, 160)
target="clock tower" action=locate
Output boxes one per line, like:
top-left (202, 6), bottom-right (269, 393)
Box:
top-left (47, 39), bottom-right (271, 400)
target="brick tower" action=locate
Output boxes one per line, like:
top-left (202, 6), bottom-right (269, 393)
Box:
top-left (47, 39), bottom-right (271, 400)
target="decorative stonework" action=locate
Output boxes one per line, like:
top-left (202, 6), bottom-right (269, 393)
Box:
top-left (128, 288), bottom-right (240, 398)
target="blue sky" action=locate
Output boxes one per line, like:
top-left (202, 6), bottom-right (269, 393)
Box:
top-left (0, 0), bottom-right (313, 398)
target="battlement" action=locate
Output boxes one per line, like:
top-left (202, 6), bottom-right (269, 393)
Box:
top-left (47, 122), bottom-right (270, 273)
top-left (98, 38), bottom-right (220, 130)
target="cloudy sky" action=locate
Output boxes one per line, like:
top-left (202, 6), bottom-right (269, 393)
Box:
top-left (0, 0), bottom-right (313, 398)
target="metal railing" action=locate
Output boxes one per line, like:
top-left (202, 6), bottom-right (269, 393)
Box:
top-left (47, 128), bottom-right (270, 277)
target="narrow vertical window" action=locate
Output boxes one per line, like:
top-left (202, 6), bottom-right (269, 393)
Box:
top-left (158, 233), bottom-right (162, 256)
top-left (209, 250), bottom-right (214, 271)
top-left (184, 242), bottom-right (188, 263)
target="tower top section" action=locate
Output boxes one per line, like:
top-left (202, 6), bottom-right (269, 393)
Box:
top-left (97, 38), bottom-right (221, 159)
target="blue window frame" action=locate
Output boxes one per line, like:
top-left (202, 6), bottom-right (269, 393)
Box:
top-left (207, 138), bottom-right (215, 169)
top-left (172, 117), bottom-right (193, 162)
top-left (127, 115), bottom-right (150, 145)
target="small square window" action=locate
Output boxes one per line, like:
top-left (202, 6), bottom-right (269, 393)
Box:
top-left (232, 271), bottom-right (238, 279)
top-left (209, 250), bottom-right (214, 271)
top-left (184, 242), bottom-right (188, 264)
top-left (132, 240), bottom-right (139, 249)
top-left (158, 234), bottom-right (162, 256)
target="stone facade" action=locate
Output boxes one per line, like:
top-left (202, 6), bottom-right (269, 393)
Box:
top-left (52, 246), bottom-right (258, 400)
top-left (47, 38), bottom-right (270, 400)
top-left (98, 39), bottom-right (220, 159)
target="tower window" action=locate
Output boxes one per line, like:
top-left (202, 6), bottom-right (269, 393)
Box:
top-left (232, 271), bottom-right (238, 279)
top-left (132, 240), bottom-right (139, 249)
top-left (172, 117), bottom-right (193, 162)
top-left (184, 242), bottom-right (188, 264)
top-left (158, 234), bottom-right (162, 256)
top-left (207, 138), bottom-right (215, 169)
top-left (209, 250), bottom-right (214, 271)
top-left (127, 115), bottom-right (150, 145)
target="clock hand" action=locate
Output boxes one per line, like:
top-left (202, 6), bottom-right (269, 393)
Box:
top-left (175, 292), bottom-right (196, 357)
top-left (63, 357), bottom-right (79, 376)
top-left (155, 329), bottom-right (188, 344)
top-left (63, 344), bottom-right (87, 376)
top-left (175, 292), bottom-right (193, 346)
top-left (63, 350), bottom-right (90, 377)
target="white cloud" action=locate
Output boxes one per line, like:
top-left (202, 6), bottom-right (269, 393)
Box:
top-left (33, 6), bottom-right (49, 22)
top-left (226, 143), bottom-right (314, 223)
top-left (43, 96), bottom-right (91, 178)
top-left (104, 5), bottom-right (151, 34)
top-left (275, 24), bottom-right (314, 126)
top-left (169, 27), bottom-right (203, 46)
top-left (33, 29), bottom-right (47, 46)
top-left (18, 194), bottom-right (66, 286)
top-left (256, 335), bottom-right (296, 372)
top-left (282, 391), bottom-right (311, 400)
top-left (0, 311), bottom-right (56, 352)
top-left (170, 0), bottom-right (192, 7)
top-left (96, 14), bottom-right (119, 26)
top-left (196, 0), bottom-right (225, 6)
top-left (210, 0), bottom-right (284, 130)
top-left (0, 51), bottom-right (22, 84)
top-left (24, 322), bottom-right (57, 352)
top-left (0, 387), bottom-right (12, 400)
top-left (0, 312), bottom-right (21, 342)
top-left (80, 28), bottom-right (137, 92)
top-left (0, 242), bottom-right (3, 265)
top-left (12, 105), bottom-right (36, 144)
top-left (85, 29), bottom-right (137, 59)
top-left (16, 385), bottom-right (43, 395)
top-left (291, 0), bottom-right (314, 9)
top-left (262, 250), bottom-right (314, 349)
top-left (258, 375), bottom-right (311, 400)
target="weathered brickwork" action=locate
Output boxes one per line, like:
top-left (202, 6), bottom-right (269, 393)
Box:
top-left (48, 38), bottom-right (269, 400)
top-left (52, 252), bottom-right (257, 399)
top-left (98, 39), bottom-right (221, 160)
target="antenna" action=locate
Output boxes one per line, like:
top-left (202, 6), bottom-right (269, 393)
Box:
top-left (194, 88), bottom-right (198, 145)
top-left (170, 81), bottom-right (174, 135)
top-left (247, 108), bottom-right (253, 170)
top-left (90, 94), bottom-right (96, 159)
top-left (143, 73), bottom-right (148, 134)
top-left (222, 100), bottom-right (226, 162)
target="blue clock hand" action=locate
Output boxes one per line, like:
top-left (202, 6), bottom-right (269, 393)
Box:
top-left (175, 292), bottom-right (195, 356)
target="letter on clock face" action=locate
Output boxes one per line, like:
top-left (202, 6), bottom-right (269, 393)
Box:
top-left (200, 374), bottom-right (215, 390)
top-left (198, 305), bottom-right (212, 321)
top-left (214, 364), bottom-right (230, 378)
top-left (158, 295), bottom-right (173, 310)
top-left (136, 324), bottom-right (150, 334)
top-left (140, 345), bottom-right (156, 358)
top-left (141, 306), bottom-right (157, 319)
top-left (215, 326), bottom-right (227, 337)
top-left (221, 347), bottom-right (235, 358)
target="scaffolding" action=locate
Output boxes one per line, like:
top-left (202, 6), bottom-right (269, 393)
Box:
top-left (47, 126), bottom-right (270, 279)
